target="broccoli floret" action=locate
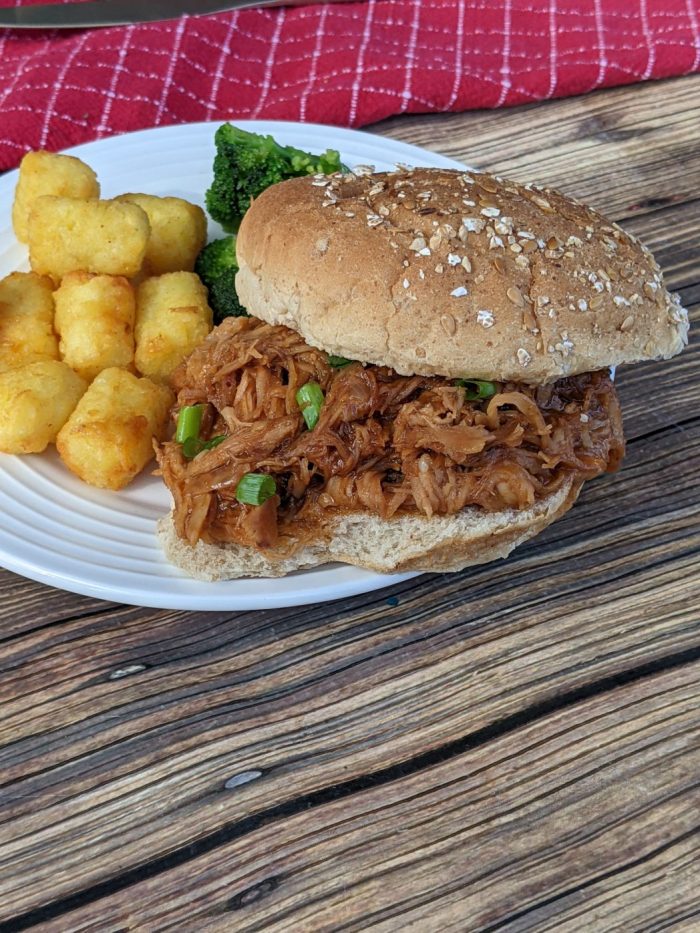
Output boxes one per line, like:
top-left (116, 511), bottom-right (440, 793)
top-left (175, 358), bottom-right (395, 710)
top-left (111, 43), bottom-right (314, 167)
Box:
top-left (195, 236), bottom-right (247, 324)
top-left (205, 123), bottom-right (345, 231)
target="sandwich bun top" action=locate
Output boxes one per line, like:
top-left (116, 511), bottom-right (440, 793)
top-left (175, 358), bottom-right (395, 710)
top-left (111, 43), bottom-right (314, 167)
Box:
top-left (235, 167), bottom-right (688, 383)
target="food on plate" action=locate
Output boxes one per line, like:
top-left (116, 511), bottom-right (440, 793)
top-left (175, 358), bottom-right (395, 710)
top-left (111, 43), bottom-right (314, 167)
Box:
top-left (134, 271), bottom-right (213, 383)
top-left (115, 193), bottom-right (207, 276)
top-left (56, 367), bottom-right (173, 490)
top-left (27, 196), bottom-right (150, 281)
top-left (156, 167), bottom-right (688, 580)
top-left (0, 271), bottom-right (58, 373)
top-left (54, 272), bottom-right (136, 381)
top-left (12, 150), bottom-right (99, 243)
top-left (205, 123), bottom-right (345, 232)
top-left (0, 360), bottom-right (87, 454)
top-left (194, 235), bottom-right (246, 322)
top-left (0, 144), bottom-right (217, 492)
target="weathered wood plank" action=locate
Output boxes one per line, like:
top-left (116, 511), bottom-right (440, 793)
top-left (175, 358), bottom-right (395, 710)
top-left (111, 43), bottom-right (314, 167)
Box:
top-left (374, 75), bottom-right (700, 221)
top-left (20, 661), bottom-right (700, 932)
top-left (623, 199), bottom-right (700, 291)
top-left (0, 577), bottom-right (116, 639)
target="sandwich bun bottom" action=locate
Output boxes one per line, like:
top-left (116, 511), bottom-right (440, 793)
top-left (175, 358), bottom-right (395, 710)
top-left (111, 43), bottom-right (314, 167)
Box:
top-left (158, 476), bottom-right (580, 581)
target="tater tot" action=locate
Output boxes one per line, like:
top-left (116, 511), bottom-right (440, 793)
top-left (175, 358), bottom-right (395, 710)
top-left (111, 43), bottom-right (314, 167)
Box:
top-left (56, 368), bottom-right (173, 490)
top-left (0, 272), bottom-right (58, 373)
top-left (115, 194), bottom-right (207, 275)
top-left (134, 272), bottom-right (213, 383)
top-left (28, 197), bottom-right (150, 281)
top-left (12, 151), bottom-right (100, 244)
top-left (54, 272), bottom-right (135, 381)
top-left (0, 360), bottom-right (87, 454)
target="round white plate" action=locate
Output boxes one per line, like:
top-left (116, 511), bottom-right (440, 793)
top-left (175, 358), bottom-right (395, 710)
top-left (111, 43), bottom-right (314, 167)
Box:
top-left (0, 121), bottom-right (466, 610)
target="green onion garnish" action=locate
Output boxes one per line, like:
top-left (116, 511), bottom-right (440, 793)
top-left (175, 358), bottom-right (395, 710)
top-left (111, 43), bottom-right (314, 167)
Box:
top-left (182, 434), bottom-right (226, 459)
top-left (175, 404), bottom-right (205, 443)
top-left (454, 379), bottom-right (498, 400)
top-left (177, 403), bottom-right (225, 459)
top-left (235, 472), bottom-right (277, 506)
top-left (296, 381), bottom-right (325, 429)
top-left (328, 355), bottom-right (353, 368)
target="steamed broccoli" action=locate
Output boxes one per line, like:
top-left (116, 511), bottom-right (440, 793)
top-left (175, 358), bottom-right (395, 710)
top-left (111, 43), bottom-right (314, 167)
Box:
top-left (195, 235), bottom-right (247, 323)
top-left (205, 123), bottom-right (345, 231)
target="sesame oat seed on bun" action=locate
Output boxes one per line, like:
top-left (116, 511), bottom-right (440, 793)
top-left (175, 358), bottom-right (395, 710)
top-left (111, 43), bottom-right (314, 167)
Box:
top-left (235, 167), bottom-right (688, 384)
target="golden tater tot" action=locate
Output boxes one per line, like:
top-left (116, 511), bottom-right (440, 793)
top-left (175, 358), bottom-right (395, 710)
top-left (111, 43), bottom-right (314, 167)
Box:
top-left (56, 368), bottom-right (173, 490)
top-left (12, 151), bottom-right (99, 244)
top-left (54, 272), bottom-right (135, 381)
top-left (115, 194), bottom-right (207, 275)
top-left (28, 197), bottom-right (150, 282)
top-left (0, 272), bottom-right (58, 373)
top-left (0, 360), bottom-right (87, 454)
top-left (134, 272), bottom-right (212, 383)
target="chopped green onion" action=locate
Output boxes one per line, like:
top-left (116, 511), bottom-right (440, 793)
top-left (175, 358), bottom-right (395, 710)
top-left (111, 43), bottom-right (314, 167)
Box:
top-left (182, 434), bottom-right (226, 460)
top-left (296, 381), bottom-right (325, 430)
top-left (177, 402), bottom-right (225, 459)
top-left (182, 437), bottom-right (202, 459)
top-left (176, 404), bottom-right (205, 443)
top-left (235, 473), bottom-right (277, 506)
top-left (454, 379), bottom-right (498, 400)
top-left (328, 355), bottom-right (353, 368)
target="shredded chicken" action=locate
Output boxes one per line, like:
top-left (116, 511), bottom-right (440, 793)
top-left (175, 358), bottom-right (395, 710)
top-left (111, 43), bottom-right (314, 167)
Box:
top-left (156, 317), bottom-right (625, 553)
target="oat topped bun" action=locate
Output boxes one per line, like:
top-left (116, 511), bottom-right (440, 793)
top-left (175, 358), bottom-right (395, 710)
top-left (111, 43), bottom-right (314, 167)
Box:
top-left (235, 167), bottom-right (688, 383)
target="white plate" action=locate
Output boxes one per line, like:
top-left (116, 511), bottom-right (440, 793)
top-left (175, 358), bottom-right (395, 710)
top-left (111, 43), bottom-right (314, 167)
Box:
top-left (0, 121), bottom-right (466, 610)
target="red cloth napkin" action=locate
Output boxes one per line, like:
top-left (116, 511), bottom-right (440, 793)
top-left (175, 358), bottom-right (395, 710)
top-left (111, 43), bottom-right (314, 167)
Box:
top-left (1, 0), bottom-right (699, 171)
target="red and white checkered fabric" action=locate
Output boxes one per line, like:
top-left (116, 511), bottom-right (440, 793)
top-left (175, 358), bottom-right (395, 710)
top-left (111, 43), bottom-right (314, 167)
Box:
top-left (1, 0), bottom-right (699, 170)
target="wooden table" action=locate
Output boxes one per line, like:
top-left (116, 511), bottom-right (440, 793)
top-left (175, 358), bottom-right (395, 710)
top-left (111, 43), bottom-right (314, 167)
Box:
top-left (2, 75), bottom-right (699, 931)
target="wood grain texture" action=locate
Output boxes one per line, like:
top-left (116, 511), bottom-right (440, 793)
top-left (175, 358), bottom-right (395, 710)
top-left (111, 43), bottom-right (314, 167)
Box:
top-left (1, 74), bottom-right (699, 931)
top-left (21, 663), bottom-right (700, 931)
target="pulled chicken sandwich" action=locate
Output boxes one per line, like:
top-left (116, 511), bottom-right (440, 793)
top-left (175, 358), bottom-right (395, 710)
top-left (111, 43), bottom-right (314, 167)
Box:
top-left (156, 167), bottom-right (688, 579)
